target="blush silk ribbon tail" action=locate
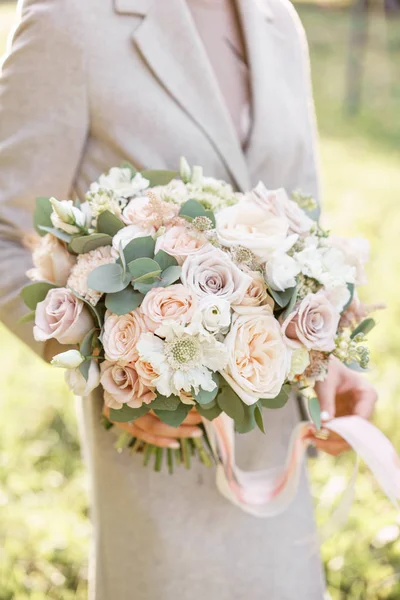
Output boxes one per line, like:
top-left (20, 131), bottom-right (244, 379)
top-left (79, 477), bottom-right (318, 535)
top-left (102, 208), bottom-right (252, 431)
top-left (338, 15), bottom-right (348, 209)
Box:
top-left (203, 413), bottom-right (400, 518)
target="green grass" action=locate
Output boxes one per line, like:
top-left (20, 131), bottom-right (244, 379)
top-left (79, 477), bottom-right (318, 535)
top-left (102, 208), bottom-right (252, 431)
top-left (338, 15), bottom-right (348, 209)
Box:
top-left (1, 3), bottom-right (400, 599)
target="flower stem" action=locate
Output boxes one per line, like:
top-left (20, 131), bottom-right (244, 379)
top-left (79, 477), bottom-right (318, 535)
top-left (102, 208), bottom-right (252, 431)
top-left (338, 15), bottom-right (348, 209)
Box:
top-left (167, 448), bottom-right (174, 475)
top-left (193, 438), bottom-right (213, 468)
top-left (154, 447), bottom-right (164, 472)
top-left (181, 439), bottom-right (191, 469)
top-left (143, 444), bottom-right (153, 467)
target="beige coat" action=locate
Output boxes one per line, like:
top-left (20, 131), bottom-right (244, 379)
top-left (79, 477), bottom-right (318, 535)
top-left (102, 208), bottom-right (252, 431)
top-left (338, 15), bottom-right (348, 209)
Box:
top-left (0, 0), bottom-right (325, 598)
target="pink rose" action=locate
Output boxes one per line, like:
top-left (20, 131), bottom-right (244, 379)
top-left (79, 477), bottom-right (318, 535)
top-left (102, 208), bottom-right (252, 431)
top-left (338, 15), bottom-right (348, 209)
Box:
top-left (103, 309), bottom-right (145, 363)
top-left (140, 284), bottom-right (197, 333)
top-left (100, 360), bottom-right (156, 410)
top-left (251, 182), bottom-right (313, 235)
top-left (27, 234), bottom-right (76, 286)
top-left (155, 225), bottom-right (207, 265)
top-left (282, 292), bottom-right (340, 352)
top-left (135, 357), bottom-right (159, 388)
top-left (34, 288), bottom-right (93, 344)
top-left (235, 271), bottom-right (274, 308)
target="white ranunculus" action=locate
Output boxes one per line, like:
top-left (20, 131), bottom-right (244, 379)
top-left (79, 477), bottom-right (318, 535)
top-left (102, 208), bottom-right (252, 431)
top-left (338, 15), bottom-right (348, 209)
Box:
top-left (112, 224), bottom-right (156, 250)
top-left (51, 349), bottom-right (85, 369)
top-left (198, 297), bottom-right (231, 334)
top-left (264, 252), bottom-right (301, 292)
top-left (294, 238), bottom-right (356, 289)
top-left (216, 194), bottom-right (294, 260)
top-left (181, 245), bottom-right (251, 304)
top-left (50, 198), bottom-right (87, 234)
top-left (65, 360), bottom-right (101, 396)
top-left (328, 235), bottom-right (369, 286)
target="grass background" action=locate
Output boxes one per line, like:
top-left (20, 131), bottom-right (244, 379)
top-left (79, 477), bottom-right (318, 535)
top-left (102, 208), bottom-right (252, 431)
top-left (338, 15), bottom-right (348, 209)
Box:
top-left (1, 2), bottom-right (400, 598)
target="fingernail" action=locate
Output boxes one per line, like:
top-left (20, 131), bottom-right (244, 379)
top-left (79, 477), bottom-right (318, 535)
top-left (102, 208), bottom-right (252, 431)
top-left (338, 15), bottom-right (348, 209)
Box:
top-left (320, 411), bottom-right (331, 422)
top-left (169, 441), bottom-right (180, 449)
top-left (191, 429), bottom-right (203, 438)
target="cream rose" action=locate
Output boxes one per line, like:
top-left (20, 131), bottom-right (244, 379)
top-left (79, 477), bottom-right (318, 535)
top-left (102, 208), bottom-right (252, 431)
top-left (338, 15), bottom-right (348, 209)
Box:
top-left (27, 234), bottom-right (76, 286)
top-left (65, 360), bottom-right (101, 396)
top-left (155, 225), bottom-right (207, 264)
top-left (100, 360), bottom-right (156, 410)
top-left (216, 195), bottom-right (295, 260)
top-left (282, 292), bottom-right (340, 352)
top-left (103, 309), bottom-right (145, 363)
top-left (198, 296), bottom-right (231, 334)
top-left (251, 182), bottom-right (313, 235)
top-left (235, 271), bottom-right (273, 308)
top-left (181, 245), bottom-right (251, 304)
top-left (34, 288), bottom-right (93, 344)
top-left (140, 284), bottom-right (197, 333)
top-left (222, 305), bottom-right (290, 405)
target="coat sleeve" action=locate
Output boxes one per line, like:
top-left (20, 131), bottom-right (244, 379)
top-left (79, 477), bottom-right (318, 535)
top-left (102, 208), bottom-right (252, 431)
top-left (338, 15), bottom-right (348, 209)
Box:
top-left (0, 0), bottom-right (89, 356)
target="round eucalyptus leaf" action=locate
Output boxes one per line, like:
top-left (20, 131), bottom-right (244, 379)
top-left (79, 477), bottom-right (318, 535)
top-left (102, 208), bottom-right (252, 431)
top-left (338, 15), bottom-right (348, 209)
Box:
top-left (128, 258), bottom-right (161, 282)
top-left (20, 281), bottom-right (56, 310)
top-left (105, 287), bottom-right (144, 316)
top-left (110, 403), bottom-right (151, 423)
top-left (154, 250), bottom-right (178, 271)
top-left (154, 403), bottom-right (191, 427)
top-left (150, 394), bottom-right (181, 411)
top-left (123, 236), bottom-right (156, 263)
top-left (87, 263), bottom-right (130, 293)
top-left (69, 233), bottom-right (112, 254)
top-left (97, 210), bottom-right (125, 236)
top-left (140, 169), bottom-right (177, 187)
top-left (34, 197), bottom-right (53, 236)
top-left (179, 199), bottom-right (208, 220)
top-left (259, 385), bottom-right (290, 410)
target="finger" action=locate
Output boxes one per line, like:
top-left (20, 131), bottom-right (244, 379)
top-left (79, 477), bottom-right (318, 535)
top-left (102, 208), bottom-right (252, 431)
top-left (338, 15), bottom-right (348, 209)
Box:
top-left (315, 378), bottom-right (336, 420)
top-left (314, 438), bottom-right (351, 456)
top-left (129, 423), bottom-right (181, 449)
top-left (353, 387), bottom-right (378, 420)
top-left (135, 413), bottom-right (203, 439)
top-left (183, 409), bottom-right (202, 425)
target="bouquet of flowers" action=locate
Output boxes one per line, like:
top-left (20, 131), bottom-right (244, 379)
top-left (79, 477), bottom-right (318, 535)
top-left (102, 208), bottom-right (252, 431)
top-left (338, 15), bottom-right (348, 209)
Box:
top-left (21, 159), bottom-right (378, 478)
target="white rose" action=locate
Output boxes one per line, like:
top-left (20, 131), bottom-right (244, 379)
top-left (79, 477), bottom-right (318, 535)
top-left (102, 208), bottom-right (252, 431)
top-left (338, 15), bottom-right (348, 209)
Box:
top-left (198, 297), bottom-right (231, 334)
top-left (65, 360), bottom-right (101, 396)
top-left (251, 182), bottom-right (313, 235)
top-left (51, 349), bottom-right (85, 369)
top-left (264, 253), bottom-right (300, 292)
top-left (216, 195), bottom-right (295, 260)
top-left (328, 235), bottom-right (369, 286)
top-left (181, 245), bottom-right (251, 304)
top-left (112, 225), bottom-right (156, 250)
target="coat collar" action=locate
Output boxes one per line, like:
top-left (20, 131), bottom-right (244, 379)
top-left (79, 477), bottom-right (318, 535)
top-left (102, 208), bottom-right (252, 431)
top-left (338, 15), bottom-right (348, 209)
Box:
top-left (113, 0), bottom-right (277, 191)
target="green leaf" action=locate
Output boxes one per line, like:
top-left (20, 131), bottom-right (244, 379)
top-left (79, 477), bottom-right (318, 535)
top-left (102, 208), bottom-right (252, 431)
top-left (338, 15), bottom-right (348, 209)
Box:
top-left (80, 328), bottom-right (96, 357)
top-left (204, 210), bottom-right (216, 227)
top-left (350, 318), bottom-right (376, 339)
top-left (282, 286), bottom-right (298, 319)
top-left (18, 311), bottom-right (36, 324)
top-left (193, 373), bottom-right (219, 405)
top-left (34, 197), bottom-right (53, 236)
top-left (119, 161), bottom-right (137, 177)
top-left (217, 379), bottom-right (245, 424)
top-left (150, 394), bottom-right (181, 411)
top-left (128, 258), bottom-right (161, 283)
top-left (343, 282), bottom-right (355, 312)
top-left (269, 286), bottom-right (297, 309)
top-left (69, 289), bottom-right (104, 329)
top-left (79, 359), bottom-right (91, 381)
top-left (105, 287), bottom-right (143, 315)
top-left (196, 403), bottom-right (222, 421)
top-left (254, 405), bottom-right (265, 434)
top-left (110, 403), bottom-right (151, 423)
top-left (123, 236), bottom-right (156, 264)
top-left (154, 250), bottom-right (178, 271)
top-left (158, 265), bottom-right (182, 287)
top-left (308, 396), bottom-right (321, 430)
top-left (87, 263), bottom-right (131, 293)
top-left (154, 403), bottom-right (191, 427)
top-left (69, 233), bottom-right (112, 254)
top-left (179, 199), bottom-right (208, 220)
top-left (20, 282), bottom-right (56, 310)
top-left (38, 226), bottom-right (72, 243)
top-left (141, 169), bottom-right (177, 187)
top-left (259, 385), bottom-right (290, 409)
top-left (97, 210), bottom-right (125, 236)
top-left (235, 404), bottom-right (257, 434)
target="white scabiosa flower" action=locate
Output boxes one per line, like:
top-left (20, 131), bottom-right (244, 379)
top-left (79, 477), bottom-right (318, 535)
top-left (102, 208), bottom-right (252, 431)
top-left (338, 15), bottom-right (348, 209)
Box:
top-left (67, 245), bottom-right (117, 305)
top-left (136, 319), bottom-right (228, 397)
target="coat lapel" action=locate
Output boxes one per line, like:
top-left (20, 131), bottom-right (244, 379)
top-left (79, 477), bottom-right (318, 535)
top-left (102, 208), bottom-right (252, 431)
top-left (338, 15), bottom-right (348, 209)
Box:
top-left (114, 0), bottom-right (251, 191)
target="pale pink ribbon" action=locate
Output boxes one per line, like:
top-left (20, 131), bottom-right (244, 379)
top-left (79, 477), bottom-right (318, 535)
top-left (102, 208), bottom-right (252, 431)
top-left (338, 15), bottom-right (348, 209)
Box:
top-left (203, 414), bottom-right (400, 517)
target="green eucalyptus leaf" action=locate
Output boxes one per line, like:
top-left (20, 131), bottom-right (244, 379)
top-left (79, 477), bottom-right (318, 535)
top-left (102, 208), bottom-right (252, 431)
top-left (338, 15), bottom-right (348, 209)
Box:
top-left (154, 250), bottom-right (178, 271)
top-left (69, 233), bottom-right (112, 254)
top-left (234, 404), bottom-right (257, 434)
top-left (119, 161), bottom-right (137, 177)
top-left (69, 289), bottom-right (104, 329)
top-left (204, 210), bottom-right (216, 227)
top-left (350, 318), bottom-right (376, 339)
top-left (128, 258), bottom-right (161, 282)
top-left (269, 286), bottom-right (296, 309)
top-left (179, 199), bottom-right (208, 220)
top-left (79, 359), bottom-right (91, 381)
top-left (18, 311), bottom-right (36, 324)
top-left (38, 226), bottom-right (72, 243)
top-left (20, 282), bottom-right (56, 310)
top-left (308, 396), bottom-right (321, 430)
top-left (259, 385), bottom-right (290, 409)
top-left (110, 403), bottom-right (151, 423)
top-left (217, 379), bottom-right (245, 424)
top-left (123, 236), bottom-right (156, 264)
top-left (254, 405), bottom-right (265, 434)
top-left (133, 281), bottom-right (160, 294)
top-left (343, 283), bottom-right (355, 312)
top-left (34, 197), bottom-right (53, 236)
top-left (80, 328), bottom-right (96, 357)
top-left (282, 286), bottom-right (298, 319)
top-left (87, 263), bottom-right (130, 293)
top-left (154, 403), bottom-right (191, 427)
top-left (196, 403), bottom-right (222, 421)
top-left (150, 394), bottom-right (181, 411)
top-left (97, 210), bottom-right (125, 236)
top-left (193, 374), bottom-right (219, 405)
top-left (141, 169), bottom-right (177, 187)
top-left (105, 287), bottom-right (143, 315)
top-left (158, 265), bottom-right (182, 287)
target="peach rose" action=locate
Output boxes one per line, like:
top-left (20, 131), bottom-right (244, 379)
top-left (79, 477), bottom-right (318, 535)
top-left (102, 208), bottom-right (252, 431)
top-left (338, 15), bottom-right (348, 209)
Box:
top-left (235, 271), bottom-right (274, 308)
top-left (155, 225), bottom-right (207, 265)
top-left (140, 284), bottom-right (197, 333)
top-left (135, 357), bottom-right (159, 388)
top-left (222, 305), bottom-right (290, 405)
top-left (34, 288), bottom-right (93, 344)
top-left (100, 360), bottom-right (156, 410)
top-left (27, 234), bottom-right (76, 286)
top-left (102, 309), bottom-right (145, 363)
top-left (281, 292), bottom-right (340, 352)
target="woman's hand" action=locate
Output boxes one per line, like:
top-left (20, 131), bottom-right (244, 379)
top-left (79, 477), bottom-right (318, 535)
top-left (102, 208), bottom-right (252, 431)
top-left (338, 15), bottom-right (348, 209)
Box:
top-left (313, 356), bottom-right (377, 456)
top-left (104, 406), bottom-right (203, 449)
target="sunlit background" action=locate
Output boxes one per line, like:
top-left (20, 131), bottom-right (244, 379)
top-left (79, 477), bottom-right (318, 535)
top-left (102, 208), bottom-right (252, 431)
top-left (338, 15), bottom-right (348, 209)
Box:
top-left (0, 1), bottom-right (399, 598)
